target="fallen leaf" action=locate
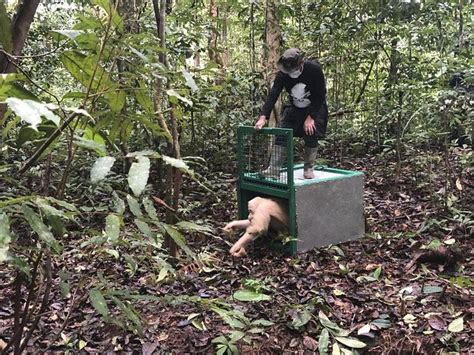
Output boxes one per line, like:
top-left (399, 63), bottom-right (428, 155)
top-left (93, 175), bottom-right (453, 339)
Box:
top-left (448, 317), bottom-right (464, 333)
top-left (428, 315), bottom-right (446, 331)
top-left (303, 336), bottom-right (318, 351)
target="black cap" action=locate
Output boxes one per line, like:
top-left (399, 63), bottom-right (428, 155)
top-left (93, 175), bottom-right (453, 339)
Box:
top-left (277, 48), bottom-right (304, 74)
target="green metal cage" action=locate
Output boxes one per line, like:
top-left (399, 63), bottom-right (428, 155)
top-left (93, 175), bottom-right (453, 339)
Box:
top-left (236, 126), bottom-right (298, 254)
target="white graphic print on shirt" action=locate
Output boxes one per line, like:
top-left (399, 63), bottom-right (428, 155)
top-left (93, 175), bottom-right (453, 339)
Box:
top-left (290, 83), bottom-right (311, 108)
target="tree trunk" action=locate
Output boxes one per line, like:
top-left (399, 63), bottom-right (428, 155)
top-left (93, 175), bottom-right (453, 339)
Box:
top-left (263, 0), bottom-right (282, 127)
top-left (0, 0), bottom-right (40, 73)
top-left (152, 0), bottom-right (179, 257)
top-left (208, 0), bottom-right (223, 66)
top-left (0, 0), bottom-right (40, 119)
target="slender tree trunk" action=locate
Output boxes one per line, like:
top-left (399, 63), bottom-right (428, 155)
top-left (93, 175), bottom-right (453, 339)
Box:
top-left (263, 0), bottom-right (282, 127)
top-left (152, 0), bottom-right (179, 257)
top-left (208, 0), bottom-right (223, 66)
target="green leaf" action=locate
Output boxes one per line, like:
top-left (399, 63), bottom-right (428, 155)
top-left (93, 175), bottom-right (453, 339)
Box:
top-left (91, 156), bottom-right (116, 183)
top-left (128, 156), bottom-right (150, 197)
top-left (290, 309), bottom-right (312, 330)
top-left (6, 98), bottom-right (60, 130)
top-left (58, 270), bottom-right (71, 297)
top-left (35, 197), bottom-right (68, 219)
top-left (175, 221), bottom-right (213, 235)
top-left (0, 213), bottom-right (12, 262)
top-left (0, 74), bottom-right (37, 101)
top-left (162, 224), bottom-right (195, 257)
top-left (332, 341), bottom-right (341, 355)
top-left (372, 266), bottom-right (382, 280)
top-left (334, 337), bottom-right (366, 349)
top-left (74, 136), bottom-right (107, 156)
top-left (44, 197), bottom-right (78, 212)
top-left (211, 307), bottom-right (246, 329)
top-left (162, 155), bottom-right (194, 177)
top-left (105, 214), bottom-right (121, 241)
top-left (135, 219), bottom-right (153, 238)
top-left (105, 89), bottom-right (126, 113)
top-left (134, 80), bottom-right (153, 113)
top-left (60, 50), bottom-right (110, 91)
top-left (318, 328), bottom-right (330, 354)
top-left (448, 317), bottom-right (463, 333)
top-left (233, 289), bottom-right (271, 302)
top-left (143, 197), bottom-right (158, 221)
top-left (126, 194), bottom-right (142, 218)
top-left (319, 311), bottom-right (349, 336)
top-left (251, 319), bottom-right (274, 327)
top-left (112, 191), bottom-right (125, 215)
top-left (89, 288), bottom-right (109, 317)
top-left (22, 205), bottom-right (61, 253)
top-left (166, 89), bottom-right (193, 106)
top-left (92, 0), bottom-right (124, 32)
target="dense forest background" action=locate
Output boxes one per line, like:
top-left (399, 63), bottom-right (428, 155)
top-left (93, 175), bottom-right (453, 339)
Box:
top-left (0, 0), bottom-right (472, 353)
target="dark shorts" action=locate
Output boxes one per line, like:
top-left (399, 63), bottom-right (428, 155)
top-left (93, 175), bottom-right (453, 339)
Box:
top-left (276, 103), bottom-right (328, 148)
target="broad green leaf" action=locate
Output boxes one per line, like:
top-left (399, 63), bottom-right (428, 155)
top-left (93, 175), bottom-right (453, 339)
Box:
top-left (176, 221), bottom-right (213, 235)
top-left (35, 198), bottom-right (69, 220)
top-left (0, 213), bottom-right (12, 262)
top-left (372, 266), bottom-right (382, 280)
top-left (105, 214), bottom-right (121, 241)
top-left (135, 219), bottom-right (153, 238)
top-left (134, 80), bottom-right (153, 113)
top-left (291, 309), bottom-right (312, 330)
top-left (182, 69), bottom-right (198, 92)
top-left (211, 307), bottom-right (246, 329)
top-left (92, 0), bottom-right (124, 32)
top-left (126, 150), bottom-right (161, 158)
top-left (143, 197), bottom-right (158, 221)
top-left (251, 319), bottom-right (274, 327)
top-left (128, 156), bottom-right (150, 197)
top-left (233, 289), bottom-right (271, 302)
top-left (162, 224), bottom-right (194, 257)
top-left (166, 89), bottom-right (193, 106)
top-left (105, 248), bottom-right (119, 259)
top-left (319, 311), bottom-right (349, 336)
top-left (157, 267), bottom-right (169, 282)
top-left (44, 197), bottom-right (78, 212)
top-left (6, 98), bottom-right (60, 130)
top-left (332, 342), bottom-right (341, 355)
top-left (162, 155), bottom-right (194, 176)
top-left (60, 51), bottom-right (110, 91)
top-left (89, 288), bottom-right (109, 317)
top-left (372, 317), bottom-right (391, 329)
top-left (318, 328), bottom-right (330, 355)
top-left (448, 317), bottom-right (463, 333)
top-left (91, 156), bottom-right (116, 183)
top-left (74, 136), bottom-right (107, 156)
top-left (126, 195), bottom-right (142, 218)
top-left (335, 337), bottom-right (366, 349)
top-left (0, 75), bottom-right (37, 101)
top-left (357, 324), bottom-right (371, 335)
top-left (105, 89), bottom-right (126, 113)
top-left (112, 192), bottom-right (125, 215)
top-left (0, 2), bottom-right (12, 52)
top-left (22, 205), bottom-right (61, 253)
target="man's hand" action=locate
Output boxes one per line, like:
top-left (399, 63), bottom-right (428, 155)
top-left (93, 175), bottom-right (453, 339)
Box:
top-left (304, 115), bottom-right (316, 136)
top-left (255, 115), bottom-right (267, 131)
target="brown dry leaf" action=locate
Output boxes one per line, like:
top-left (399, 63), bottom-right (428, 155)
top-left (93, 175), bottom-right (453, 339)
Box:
top-left (428, 314), bottom-right (447, 331)
top-left (303, 336), bottom-right (318, 351)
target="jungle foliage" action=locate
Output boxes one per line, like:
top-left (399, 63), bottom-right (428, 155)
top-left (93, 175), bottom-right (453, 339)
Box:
top-left (0, 0), bottom-right (472, 353)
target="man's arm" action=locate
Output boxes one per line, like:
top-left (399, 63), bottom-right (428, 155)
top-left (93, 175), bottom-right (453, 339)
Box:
top-left (255, 74), bottom-right (285, 130)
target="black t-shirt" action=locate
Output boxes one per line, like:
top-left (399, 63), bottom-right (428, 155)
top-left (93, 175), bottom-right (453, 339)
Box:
top-left (260, 60), bottom-right (327, 120)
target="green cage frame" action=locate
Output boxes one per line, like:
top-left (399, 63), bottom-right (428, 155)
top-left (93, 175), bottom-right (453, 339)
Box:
top-left (236, 126), bottom-right (298, 254)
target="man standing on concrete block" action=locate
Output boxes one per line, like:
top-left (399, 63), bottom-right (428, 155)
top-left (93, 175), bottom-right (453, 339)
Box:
top-left (255, 48), bottom-right (328, 179)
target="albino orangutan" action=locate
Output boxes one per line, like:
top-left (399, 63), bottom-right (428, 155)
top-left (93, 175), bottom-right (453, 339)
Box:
top-left (223, 197), bottom-right (289, 257)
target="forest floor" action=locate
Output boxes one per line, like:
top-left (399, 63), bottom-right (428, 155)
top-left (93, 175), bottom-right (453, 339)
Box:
top-left (1, 146), bottom-right (473, 354)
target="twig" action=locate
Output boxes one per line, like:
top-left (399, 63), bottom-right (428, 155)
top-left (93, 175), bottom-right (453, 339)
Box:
top-left (19, 252), bottom-right (52, 353)
top-left (0, 42), bottom-right (70, 60)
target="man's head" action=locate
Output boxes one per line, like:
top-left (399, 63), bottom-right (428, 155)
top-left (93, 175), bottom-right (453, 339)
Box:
top-left (277, 48), bottom-right (304, 78)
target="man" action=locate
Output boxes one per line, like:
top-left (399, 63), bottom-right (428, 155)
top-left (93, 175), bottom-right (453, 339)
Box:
top-left (255, 48), bottom-right (328, 179)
